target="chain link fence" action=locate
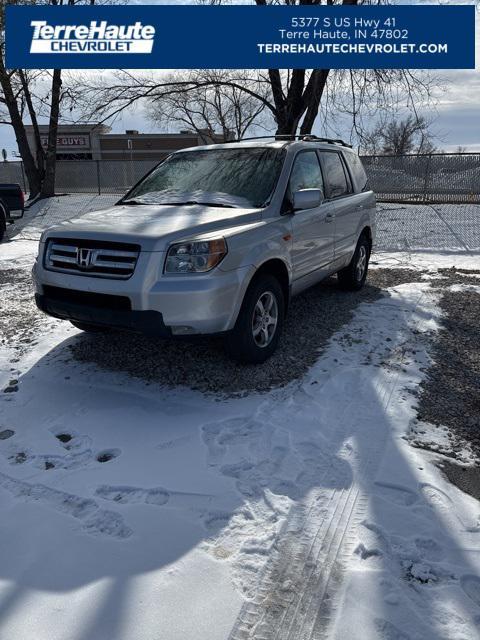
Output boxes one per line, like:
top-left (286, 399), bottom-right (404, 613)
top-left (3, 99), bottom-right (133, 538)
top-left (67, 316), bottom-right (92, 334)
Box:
top-left (360, 153), bottom-right (480, 204)
top-left (0, 159), bottom-right (159, 195)
top-left (1, 153), bottom-right (479, 203)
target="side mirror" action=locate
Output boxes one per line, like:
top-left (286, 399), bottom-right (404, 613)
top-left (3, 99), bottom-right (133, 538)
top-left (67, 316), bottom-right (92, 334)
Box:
top-left (292, 188), bottom-right (323, 212)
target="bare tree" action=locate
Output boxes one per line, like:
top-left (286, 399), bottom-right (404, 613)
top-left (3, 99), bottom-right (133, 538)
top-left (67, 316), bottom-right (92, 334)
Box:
top-left (0, 0), bottom-right (112, 199)
top-left (361, 115), bottom-right (437, 156)
top-left (146, 70), bottom-right (270, 141)
top-left (79, 0), bottom-right (441, 143)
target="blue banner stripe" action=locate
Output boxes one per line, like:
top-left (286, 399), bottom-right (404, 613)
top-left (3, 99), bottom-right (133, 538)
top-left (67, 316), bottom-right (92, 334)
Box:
top-left (5, 5), bottom-right (475, 70)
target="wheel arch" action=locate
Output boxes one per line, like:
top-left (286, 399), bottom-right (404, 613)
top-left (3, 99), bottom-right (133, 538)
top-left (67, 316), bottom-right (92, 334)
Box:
top-left (360, 225), bottom-right (373, 252)
top-left (247, 258), bottom-right (291, 315)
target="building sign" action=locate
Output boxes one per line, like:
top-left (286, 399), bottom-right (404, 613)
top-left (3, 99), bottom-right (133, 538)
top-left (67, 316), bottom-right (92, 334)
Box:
top-left (40, 135), bottom-right (89, 148)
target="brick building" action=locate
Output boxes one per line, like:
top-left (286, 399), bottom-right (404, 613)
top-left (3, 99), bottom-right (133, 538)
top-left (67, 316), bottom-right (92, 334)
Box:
top-left (25, 124), bottom-right (226, 161)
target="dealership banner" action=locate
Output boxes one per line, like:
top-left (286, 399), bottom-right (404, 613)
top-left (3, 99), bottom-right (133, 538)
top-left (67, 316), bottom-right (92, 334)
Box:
top-left (5, 4), bottom-right (475, 70)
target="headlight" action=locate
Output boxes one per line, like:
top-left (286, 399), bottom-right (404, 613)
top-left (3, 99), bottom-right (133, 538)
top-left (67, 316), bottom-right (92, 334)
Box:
top-left (164, 238), bottom-right (227, 273)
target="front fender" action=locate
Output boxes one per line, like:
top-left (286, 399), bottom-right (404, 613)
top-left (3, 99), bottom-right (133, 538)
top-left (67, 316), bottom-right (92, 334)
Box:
top-left (218, 218), bottom-right (293, 328)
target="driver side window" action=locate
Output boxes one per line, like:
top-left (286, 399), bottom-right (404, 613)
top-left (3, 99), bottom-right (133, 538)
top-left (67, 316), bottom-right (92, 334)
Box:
top-left (288, 151), bottom-right (325, 203)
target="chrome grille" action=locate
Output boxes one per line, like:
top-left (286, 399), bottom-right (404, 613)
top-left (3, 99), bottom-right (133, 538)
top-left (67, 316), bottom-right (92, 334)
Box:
top-left (45, 239), bottom-right (140, 280)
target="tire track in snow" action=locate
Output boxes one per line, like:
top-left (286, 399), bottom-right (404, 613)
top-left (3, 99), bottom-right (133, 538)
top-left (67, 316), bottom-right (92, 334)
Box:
top-left (228, 293), bottom-right (426, 640)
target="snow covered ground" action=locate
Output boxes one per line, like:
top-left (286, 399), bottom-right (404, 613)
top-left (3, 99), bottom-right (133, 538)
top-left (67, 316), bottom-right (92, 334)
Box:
top-left (1, 212), bottom-right (480, 639)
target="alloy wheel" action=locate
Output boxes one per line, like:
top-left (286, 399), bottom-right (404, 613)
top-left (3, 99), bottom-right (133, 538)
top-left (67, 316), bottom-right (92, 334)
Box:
top-left (356, 245), bottom-right (367, 282)
top-left (252, 291), bottom-right (279, 348)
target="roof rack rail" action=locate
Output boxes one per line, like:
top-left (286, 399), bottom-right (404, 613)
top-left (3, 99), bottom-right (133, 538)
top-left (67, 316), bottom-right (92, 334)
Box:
top-left (224, 134), bottom-right (352, 148)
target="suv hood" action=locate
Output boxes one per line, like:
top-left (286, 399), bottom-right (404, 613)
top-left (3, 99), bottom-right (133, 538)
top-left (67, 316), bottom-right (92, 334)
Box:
top-left (42, 203), bottom-right (262, 251)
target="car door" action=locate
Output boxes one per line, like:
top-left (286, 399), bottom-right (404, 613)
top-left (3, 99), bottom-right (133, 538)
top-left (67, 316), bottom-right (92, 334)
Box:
top-left (288, 151), bottom-right (335, 285)
top-left (318, 150), bottom-right (358, 260)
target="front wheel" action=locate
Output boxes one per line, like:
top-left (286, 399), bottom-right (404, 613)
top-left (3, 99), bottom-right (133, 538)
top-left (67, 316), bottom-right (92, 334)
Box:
top-left (225, 274), bottom-right (285, 364)
top-left (337, 235), bottom-right (370, 291)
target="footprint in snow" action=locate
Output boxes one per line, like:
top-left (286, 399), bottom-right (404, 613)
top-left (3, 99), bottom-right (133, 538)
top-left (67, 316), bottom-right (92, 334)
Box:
top-left (3, 380), bottom-right (19, 393)
top-left (374, 618), bottom-right (411, 640)
top-left (354, 542), bottom-right (382, 561)
top-left (414, 537), bottom-right (444, 562)
top-left (156, 434), bottom-right (192, 450)
top-left (96, 449), bottom-right (121, 463)
top-left (96, 485), bottom-right (222, 515)
top-left (9, 451), bottom-right (29, 465)
top-left (0, 471), bottom-right (131, 539)
top-left (420, 482), bottom-right (480, 532)
top-left (461, 575), bottom-right (480, 607)
top-left (52, 430), bottom-right (92, 452)
top-left (55, 432), bottom-right (73, 444)
top-left (96, 485), bottom-right (170, 506)
top-left (0, 429), bottom-right (15, 440)
top-left (374, 482), bottom-right (419, 507)
top-left (203, 511), bottom-right (231, 532)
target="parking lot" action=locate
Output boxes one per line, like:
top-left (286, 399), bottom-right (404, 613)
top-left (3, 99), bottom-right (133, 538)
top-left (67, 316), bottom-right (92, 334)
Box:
top-left (1, 200), bottom-right (480, 640)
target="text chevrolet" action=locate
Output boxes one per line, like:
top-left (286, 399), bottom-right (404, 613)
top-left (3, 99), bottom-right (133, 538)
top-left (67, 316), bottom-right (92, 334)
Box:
top-left (34, 137), bottom-right (376, 363)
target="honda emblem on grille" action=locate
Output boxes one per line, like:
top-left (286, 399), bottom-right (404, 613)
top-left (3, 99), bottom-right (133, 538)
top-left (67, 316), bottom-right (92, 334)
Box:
top-left (77, 248), bottom-right (93, 269)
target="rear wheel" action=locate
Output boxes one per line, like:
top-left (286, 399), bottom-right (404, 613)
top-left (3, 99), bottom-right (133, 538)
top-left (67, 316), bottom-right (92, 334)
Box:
top-left (225, 274), bottom-right (285, 364)
top-left (337, 234), bottom-right (370, 291)
top-left (70, 321), bottom-right (110, 333)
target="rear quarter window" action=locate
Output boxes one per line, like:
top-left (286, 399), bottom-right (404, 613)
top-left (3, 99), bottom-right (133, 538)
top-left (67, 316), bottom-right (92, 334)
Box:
top-left (319, 151), bottom-right (350, 199)
top-left (344, 152), bottom-right (368, 192)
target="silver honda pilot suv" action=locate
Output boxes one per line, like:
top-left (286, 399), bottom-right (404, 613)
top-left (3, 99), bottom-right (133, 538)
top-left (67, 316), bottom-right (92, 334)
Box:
top-left (34, 136), bottom-right (376, 363)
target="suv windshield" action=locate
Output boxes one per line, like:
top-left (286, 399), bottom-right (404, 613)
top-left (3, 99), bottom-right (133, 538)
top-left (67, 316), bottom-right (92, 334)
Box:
top-left (123, 147), bottom-right (285, 209)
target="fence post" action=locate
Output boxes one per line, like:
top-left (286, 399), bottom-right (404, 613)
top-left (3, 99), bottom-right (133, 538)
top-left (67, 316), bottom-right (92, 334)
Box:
top-left (423, 153), bottom-right (432, 202)
top-left (96, 160), bottom-right (101, 195)
top-left (20, 161), bottom-right (27, 195)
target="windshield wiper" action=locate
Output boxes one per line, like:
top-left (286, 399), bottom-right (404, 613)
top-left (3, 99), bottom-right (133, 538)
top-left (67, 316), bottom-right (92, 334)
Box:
top-left (121, 199), bottom-right (146, 206)
top-left (180, 201), bottom-right (236, 208)
top-left (122, 199), bottom-right (236, 208)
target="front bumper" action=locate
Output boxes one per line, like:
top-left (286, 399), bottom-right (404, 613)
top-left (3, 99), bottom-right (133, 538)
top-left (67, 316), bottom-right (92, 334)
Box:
top-left (35, 291), bottom-right (171, 336)
top-left (33, 254), bottom-right (255, 335)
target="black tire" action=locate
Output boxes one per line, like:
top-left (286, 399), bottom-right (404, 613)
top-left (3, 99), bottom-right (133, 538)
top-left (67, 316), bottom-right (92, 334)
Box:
top-left (70, 321), bottom-right (110, 333)
top-left (225, 274), bottom-right (285, 364)
top-left (0, 206), bottom-right (6, 243)
top-left (337, 234), bottom-right (370, 291)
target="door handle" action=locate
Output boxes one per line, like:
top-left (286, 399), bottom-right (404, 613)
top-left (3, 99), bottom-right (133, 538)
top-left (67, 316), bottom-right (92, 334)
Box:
top-left (325, 212), bottom-right (335, 223)
top-left (356, 205), bottom-right (364, 211)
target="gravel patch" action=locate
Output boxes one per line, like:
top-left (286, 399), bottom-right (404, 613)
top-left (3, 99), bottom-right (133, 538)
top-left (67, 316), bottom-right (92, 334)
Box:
top-left (438, 461), bottom-right (480, 503)
top-left (435, 267), bottom-right (480, 287)
top-left (0, 262), bottom-right (433, 395)
top-left (368, 267), bottom-right (424, 288)
top-left (417, 286), bottom-right (480, 458)
top-left (415, 270), bottom-right (480, 498)
top-left (67, 269), bottom-right (422, 395)
top-left (0, 267), bottom-right (46, 353)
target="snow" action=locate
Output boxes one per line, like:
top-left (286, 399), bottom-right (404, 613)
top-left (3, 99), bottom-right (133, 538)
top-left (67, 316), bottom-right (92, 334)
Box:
top-left (1, 220), bottom-right (480, 638)
top-left (372, 250), bottom-right (480, 271)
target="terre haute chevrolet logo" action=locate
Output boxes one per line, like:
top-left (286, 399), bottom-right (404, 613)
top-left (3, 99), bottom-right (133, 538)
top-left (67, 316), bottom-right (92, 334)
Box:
top-left (30, 20), bottom-right (155, 54)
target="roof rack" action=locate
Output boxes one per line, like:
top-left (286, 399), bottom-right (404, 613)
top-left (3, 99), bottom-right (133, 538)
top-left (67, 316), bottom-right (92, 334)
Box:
top-left (224, 134), bottom-right (352, 148)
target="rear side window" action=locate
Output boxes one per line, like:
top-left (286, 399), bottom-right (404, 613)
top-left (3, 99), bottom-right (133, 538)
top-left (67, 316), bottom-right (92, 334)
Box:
top-left (288, 151), bottom-right (325, 199)
top-left (344, 152), bottom-right (368, 191)
top-left (319, 151), bottom-right (350, 199)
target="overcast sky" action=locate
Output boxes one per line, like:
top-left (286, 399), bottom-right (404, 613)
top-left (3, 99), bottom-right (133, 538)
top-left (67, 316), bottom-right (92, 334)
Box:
top-left (0, 0), bottom-right (478, 156)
